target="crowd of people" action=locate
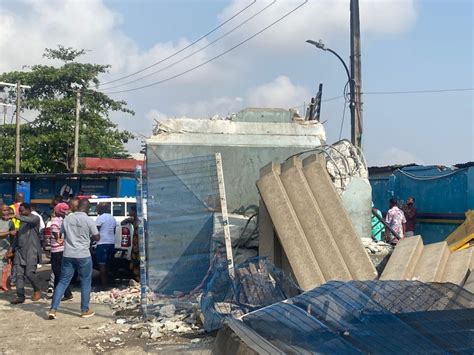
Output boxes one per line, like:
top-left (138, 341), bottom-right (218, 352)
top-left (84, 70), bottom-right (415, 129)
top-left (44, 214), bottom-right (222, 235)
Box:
top-left (0, 192), bottom-right (140, 320)
top-left (372, 196), bottom-right (417, 244)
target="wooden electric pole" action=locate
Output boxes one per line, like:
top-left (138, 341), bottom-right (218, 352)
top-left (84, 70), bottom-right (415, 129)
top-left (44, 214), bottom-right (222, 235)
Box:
top-left (73, 90), bottom-right (81, 174)
top-left (350, 0), bottom-right (363, 149)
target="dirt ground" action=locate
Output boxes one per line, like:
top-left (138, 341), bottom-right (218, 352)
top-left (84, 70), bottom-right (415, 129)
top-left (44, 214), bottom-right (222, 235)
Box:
top-left (0, 265), bottom-right (214, 354)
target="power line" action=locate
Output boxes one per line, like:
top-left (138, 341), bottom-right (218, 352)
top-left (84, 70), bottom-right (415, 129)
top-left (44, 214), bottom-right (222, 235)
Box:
top-left (99, 0), bottom-right (257, 88)
top-left (363, 87), bottom-right (474, 95)
top-left (104, 0), bottom-right (308, 95)
top-left (103, 0), bottom-right (277, 91)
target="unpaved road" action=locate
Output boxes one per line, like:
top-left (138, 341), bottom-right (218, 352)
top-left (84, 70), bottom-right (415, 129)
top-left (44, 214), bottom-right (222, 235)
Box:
top-left (0, 265), bottom-right (213, 354)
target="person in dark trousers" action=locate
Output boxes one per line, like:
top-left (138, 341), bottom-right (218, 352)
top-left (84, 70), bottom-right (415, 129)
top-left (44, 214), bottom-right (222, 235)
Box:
top-left (402, 197), bottom-right (417, 237)
top-left (10, 203), bottom-right (43, 304)
top-left (48, 199), bottom-right (99, 319)
top-left (95, 203), bottom-right (117, 289)
top-left (50, 203), bottom-right (73, 301)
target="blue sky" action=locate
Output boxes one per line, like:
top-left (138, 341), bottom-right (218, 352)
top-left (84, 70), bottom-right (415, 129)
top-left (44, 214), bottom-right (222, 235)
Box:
top-left (1, 0), bottom-right (473, 165)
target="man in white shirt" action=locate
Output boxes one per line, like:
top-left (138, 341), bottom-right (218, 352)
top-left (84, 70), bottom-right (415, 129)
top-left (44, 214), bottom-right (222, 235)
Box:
top-left (95, 202), bottom-right (116, 289)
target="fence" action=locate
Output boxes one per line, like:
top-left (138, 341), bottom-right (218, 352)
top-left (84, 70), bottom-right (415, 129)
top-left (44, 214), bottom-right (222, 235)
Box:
top-left (143, 152), bottom-right (231, 296)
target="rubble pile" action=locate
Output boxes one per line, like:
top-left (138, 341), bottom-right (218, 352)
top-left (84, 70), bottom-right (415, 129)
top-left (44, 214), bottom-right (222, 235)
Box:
top-left (90, 281), bottom-right (204, 343)
top-left (362, 239), bottom-right (393, 273)
top-left (90, 280), bottom-right (149, 310)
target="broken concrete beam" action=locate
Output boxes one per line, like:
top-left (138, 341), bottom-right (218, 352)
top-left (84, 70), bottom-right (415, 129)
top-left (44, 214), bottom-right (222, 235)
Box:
top-left (258, 198), bottom-right (280, 265)
top-left (441, 248), bottom-right (473, 285)
top-left (257, 162), bottom-right (325, 290)
top-left (412, 241), bottom-right (450, 282)
top-left (302, 155), bottom-right (377, 280)
top-left (380, 236), bottom-right (424, 281)
top-left (279, 156), bottom-right (351, 281)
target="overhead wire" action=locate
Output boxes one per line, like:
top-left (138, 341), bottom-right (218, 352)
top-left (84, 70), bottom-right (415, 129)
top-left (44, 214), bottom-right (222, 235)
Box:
top-left (103, 0), bottom-right (308, 95)
top-left (99, 0), bottom-right (257, 88)
top-left (363, 87), bottom-right (474, 95)
top-left (103, 0), bottom-right (277, 91)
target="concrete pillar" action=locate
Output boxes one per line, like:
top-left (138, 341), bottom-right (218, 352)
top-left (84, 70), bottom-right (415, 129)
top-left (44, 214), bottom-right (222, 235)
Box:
top-left (380, 236), bottom-right (424, 280)
top-left (258, 198), bottom-right (280, 265)
top-left (341, 177), bottom-right (373, 242)
top-left (256, 162), bottom-right (325, 290)
top-left (279, 157), bottom-right (351, 281)
top-left (302, 155), bottom-right (377, 280)
top-left (412, 241), bottom-right (450, 282)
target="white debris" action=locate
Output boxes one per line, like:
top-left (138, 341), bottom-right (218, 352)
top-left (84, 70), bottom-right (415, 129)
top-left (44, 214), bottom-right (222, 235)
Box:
top-left (109, 337), bottom-right (121, 343)
top-left (159, 304), bottom-right (176, 318)
top-left (116, 319), bottom-right (127, 324)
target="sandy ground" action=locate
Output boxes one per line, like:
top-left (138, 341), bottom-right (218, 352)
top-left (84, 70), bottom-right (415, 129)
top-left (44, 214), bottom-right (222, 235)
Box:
top-left (0, 265), bottom-right (214, 354)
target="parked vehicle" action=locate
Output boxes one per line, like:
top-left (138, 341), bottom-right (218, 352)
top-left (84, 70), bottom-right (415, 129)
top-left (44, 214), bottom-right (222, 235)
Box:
top-left (88, 197), bottom-right (136, 269)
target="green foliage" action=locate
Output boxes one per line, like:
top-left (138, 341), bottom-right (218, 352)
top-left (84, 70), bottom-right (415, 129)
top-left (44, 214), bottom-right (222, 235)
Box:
top-left (0, 46), bottom-right (134, 173)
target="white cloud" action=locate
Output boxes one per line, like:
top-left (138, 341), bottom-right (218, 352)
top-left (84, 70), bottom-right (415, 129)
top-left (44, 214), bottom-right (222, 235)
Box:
top-left (217, 0), bottom-right (417, 55)
top-left (146, 109), bottom-right (168, 122)
top-left (176, 96), bottom-right (244, 118)
top-left (246, 75), bottom-right (310, 108)
top-left (0, 0), bottom-right (419, 153)
top-left (369, 147), bottom-right (424, 167)
top-left (170, 75), bottom-right (308, 117)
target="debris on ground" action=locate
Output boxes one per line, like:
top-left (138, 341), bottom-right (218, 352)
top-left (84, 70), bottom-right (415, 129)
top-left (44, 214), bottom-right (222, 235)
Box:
top-left (90, 282), bottom-right (205, 342)
top-left (362, 239), bottom-right (394, 273)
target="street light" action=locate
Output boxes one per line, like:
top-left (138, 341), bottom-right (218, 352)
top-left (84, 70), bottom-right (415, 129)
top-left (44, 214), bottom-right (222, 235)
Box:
top-left (306, 39), bottom-right (356, 144)
top-left (306, 40), bottom-right (352, 87)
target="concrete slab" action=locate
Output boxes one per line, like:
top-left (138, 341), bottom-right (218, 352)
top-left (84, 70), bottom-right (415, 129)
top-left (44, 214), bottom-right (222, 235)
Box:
top-left (302, 155), bottom-right (377, 280)
top-left (279, 157), bottom-right (351, 281)
top-left (257, 162), bottom-right (325, 290)
top-left (380, 236), bottom-right (424, 280)
top-left (412, 241), bottom-right (450, 282)
top-left (441, 248), bottom-right (473, 285)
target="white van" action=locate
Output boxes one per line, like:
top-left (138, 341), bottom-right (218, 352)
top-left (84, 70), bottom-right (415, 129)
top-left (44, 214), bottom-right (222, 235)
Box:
top-left (88, 197), bottom-right (136, 262)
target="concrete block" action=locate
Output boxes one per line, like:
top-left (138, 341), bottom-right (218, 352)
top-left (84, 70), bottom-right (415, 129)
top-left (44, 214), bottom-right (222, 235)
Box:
top-left (302, 155), bottom-right (377, 280)
top-left (257, 162), bottom-right (325, 290)
top-left (279, 157), bottom-right (351, 281)
top-left (412, 241), bottom-right (450, 282)
top-left (380, 236), bottom-right (424, 280)
top-left (441, 248), bottom-right (473, 285)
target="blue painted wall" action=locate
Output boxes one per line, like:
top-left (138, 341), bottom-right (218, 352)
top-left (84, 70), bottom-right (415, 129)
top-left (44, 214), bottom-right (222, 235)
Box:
top-left (370, 165), bottom-right (473, 244)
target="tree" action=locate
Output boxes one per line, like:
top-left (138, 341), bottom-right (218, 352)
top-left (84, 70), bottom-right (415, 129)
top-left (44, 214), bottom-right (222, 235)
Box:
top-left (0, 45), bottom-right (134, 173)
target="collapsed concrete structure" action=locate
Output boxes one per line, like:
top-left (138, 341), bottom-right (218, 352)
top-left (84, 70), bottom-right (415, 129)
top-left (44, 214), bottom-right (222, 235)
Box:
top-left (381, 236), bottom-right (474, 290)
top-left (147, 108), bottom-right (326, 213)
top-left (257, 154), bottom-right (377, 290)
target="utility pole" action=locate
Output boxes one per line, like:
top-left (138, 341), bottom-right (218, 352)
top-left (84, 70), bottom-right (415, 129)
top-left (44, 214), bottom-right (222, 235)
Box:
top-left (73, 90), bottom-right (81, 174)
top-left (350, 0), bottom-right (363, 149)
top-left (15, 83), bottom-right (21, 173)
top-left (0, 82), bottom-right (31, 173)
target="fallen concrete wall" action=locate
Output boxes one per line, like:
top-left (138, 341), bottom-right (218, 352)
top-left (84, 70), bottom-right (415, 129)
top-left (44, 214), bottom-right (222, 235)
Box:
top-left (381, 237), bottom-right (473, 289)
top-left (257, 155), bottom-right (376, 290)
